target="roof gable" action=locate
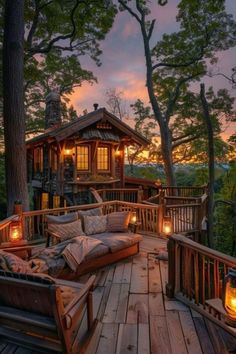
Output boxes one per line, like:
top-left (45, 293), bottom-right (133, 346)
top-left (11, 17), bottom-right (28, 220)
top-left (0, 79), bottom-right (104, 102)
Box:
top-left (26, 108), bottom-right (150, 146)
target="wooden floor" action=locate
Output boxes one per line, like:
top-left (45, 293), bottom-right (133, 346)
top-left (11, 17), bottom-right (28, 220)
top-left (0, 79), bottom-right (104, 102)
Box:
top-left (0, 236), bottom-right (236, 353)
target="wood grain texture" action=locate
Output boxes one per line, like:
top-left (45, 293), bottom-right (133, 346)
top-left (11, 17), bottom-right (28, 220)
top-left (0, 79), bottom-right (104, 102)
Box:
top-left (150, 315), bottom-right (172, 354)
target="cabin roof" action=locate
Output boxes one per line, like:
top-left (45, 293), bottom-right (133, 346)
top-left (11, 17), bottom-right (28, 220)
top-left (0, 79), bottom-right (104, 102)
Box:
top-left (26, 108), bottom-right (150, 147)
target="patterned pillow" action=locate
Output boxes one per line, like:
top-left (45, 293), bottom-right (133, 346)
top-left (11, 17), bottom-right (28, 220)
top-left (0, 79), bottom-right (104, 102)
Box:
top-left (0, 250), bottom-right (32, 273)
top-left (46, 212), bottom-right (78, 224)
top-left (78, 208), bottom-right (103, 230)
top-left (84, 215), bottom-right (107, 235)
top-left (107, 211), bottom-right (131, 232)
top-left (48, 219), bottom-right (85, 242)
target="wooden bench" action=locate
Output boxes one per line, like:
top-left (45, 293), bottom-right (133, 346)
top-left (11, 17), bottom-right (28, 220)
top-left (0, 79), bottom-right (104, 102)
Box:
top-left (0, 271), bottom-right (96, 353)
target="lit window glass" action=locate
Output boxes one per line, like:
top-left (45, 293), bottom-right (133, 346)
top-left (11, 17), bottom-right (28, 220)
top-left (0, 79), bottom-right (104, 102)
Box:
top-left (77, 146), bottom-right (89, 170)
top-left (41, 193), bottom-right (49, 209)
top-left (97, 147), bottom-right (109, 170)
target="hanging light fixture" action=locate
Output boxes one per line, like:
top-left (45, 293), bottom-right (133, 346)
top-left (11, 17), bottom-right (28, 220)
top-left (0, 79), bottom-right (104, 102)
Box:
top-left (223, 268), bottom-right (236, 327)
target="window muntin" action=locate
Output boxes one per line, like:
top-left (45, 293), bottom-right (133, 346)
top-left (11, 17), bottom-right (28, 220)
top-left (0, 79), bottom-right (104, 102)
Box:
top-left (76, 145), bottom-right (89, 171)
top-left (97, 146), bottom-right (109, 171)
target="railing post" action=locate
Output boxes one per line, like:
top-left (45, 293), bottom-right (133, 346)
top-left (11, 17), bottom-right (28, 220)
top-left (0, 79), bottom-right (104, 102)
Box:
top-left (166, 236), bottom-right (176, 298)
top-left (137, 186), bottom-right (143, 203)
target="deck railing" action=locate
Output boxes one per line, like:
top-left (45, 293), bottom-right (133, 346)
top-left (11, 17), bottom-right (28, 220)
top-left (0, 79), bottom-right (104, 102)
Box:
top-left (160, 185), bottom-right (208, 197)
top-left (0, 201), bottom-right (162, 244)
top-left (166, 234), bottom-right (236, 334)
top-left (95, 188), bottom-right (143, 203)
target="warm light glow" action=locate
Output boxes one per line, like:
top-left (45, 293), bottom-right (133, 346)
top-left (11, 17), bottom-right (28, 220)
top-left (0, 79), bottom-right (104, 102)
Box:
top-left (9, 221), bottom-right (23, 243)
top-left (65, 148), bottom-right (72, 155)
top-left (130, 211), bottom-right (137, 224)
top-left (223, 268), bottom-right (236, 327)
top-left (162, 217), bottom-right (172, 236)
top-left (115, 149), bottom-right (121, 157)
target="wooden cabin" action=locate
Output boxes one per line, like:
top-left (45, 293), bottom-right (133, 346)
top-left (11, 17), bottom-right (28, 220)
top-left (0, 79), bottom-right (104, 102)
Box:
top-left (26, 93), bottom-right (149, 209)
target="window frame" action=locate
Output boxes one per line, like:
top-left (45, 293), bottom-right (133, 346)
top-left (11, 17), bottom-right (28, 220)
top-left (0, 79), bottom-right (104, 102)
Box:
top-left (97, 145), bottom-right (110, 172)
top-left (76, 144), bottom-right (90, 172)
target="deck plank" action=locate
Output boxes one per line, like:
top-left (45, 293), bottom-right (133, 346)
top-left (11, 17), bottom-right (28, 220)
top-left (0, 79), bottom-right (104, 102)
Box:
top-left (130, 253), bottom-right (148, 294)
top-left (150, 316), bottom-right (172, 354)
top-left (116, 324), bottom-right (137, 354)
top-left (138, 323), bottom-right (150, 354)
top-left (193, 317), bottom-right (216, 354)
top-left (103, 283), bottom-right (121, 323)
top-left (159, 260), bottom-right (168, 295)
top-left (148, 255), bottom-right (162, 293)
top-left (166, 310), bottom-right (188, 354)
top-left (116, 283), bottom-right (129, 323)
top-left (179, 310), bottom-right (203, 354)
top-left (205, 318), bottom-right (230, 354)
top-left (149, 292), bottom-right (165, 316)
top-left (96, 323), bottom-right (119, 354)
top-left (127, 294), bottom-right (149, 324)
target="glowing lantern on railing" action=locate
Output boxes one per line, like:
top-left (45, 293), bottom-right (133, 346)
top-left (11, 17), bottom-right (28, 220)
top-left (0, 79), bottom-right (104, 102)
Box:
top-left (223, 268), bottom-right (236, 327)
top-left (130, 211), bottom-right (137, 224)
top-left (162, 216), bottom-right (172, 236)
top-left (9, 219), bottom-right (23, 243)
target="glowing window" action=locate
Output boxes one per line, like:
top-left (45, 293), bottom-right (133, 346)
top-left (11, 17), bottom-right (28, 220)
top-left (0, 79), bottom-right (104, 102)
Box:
top-left (97, 147), bottom-right (109, 171)
top-left (77, 146), bottom-right (89, 171)
top-left (41, 193), bottom-right (49, 209)
top-left (53, 195), bottom-right (60, 209)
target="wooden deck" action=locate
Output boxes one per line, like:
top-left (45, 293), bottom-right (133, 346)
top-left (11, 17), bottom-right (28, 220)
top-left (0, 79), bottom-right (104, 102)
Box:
top-left (0, 236), bottom-right (235, 353)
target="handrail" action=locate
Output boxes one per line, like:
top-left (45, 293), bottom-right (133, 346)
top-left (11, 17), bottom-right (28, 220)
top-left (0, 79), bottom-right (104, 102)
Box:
top-left (166, 234), bottom-right (236, 335)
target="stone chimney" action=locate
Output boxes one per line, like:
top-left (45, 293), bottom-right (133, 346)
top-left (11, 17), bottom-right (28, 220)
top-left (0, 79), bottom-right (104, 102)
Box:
top-left (93, 103), bottom-right (99, 111)
top-left (45, 92), bottom-right (61, 129)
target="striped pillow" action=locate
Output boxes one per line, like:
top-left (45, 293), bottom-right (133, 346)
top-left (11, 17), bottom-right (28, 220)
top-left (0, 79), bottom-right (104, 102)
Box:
top-left (106, 211), bottom-right (131, 232)
top-left (48, 219), bottom-right (85, 242)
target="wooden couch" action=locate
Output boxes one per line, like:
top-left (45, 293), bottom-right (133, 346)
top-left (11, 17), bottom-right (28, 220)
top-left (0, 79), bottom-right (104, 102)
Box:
top-left (0, 271), bottom-right (95, 353)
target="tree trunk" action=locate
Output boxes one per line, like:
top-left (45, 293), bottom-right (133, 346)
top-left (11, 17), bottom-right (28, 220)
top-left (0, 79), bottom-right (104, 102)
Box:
top-left (3, 0), bottom-right (29, 215)
top-left (200, 83), bottom-right (214, 248)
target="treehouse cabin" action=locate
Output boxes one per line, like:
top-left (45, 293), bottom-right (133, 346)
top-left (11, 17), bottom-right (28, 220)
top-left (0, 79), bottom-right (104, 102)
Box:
top-left (26, 93), bottom-right (149, 209)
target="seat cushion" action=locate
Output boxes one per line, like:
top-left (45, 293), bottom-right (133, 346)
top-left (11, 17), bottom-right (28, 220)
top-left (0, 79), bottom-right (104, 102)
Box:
top-left (93, 232), bottom-right (142, 253)
top-left (106, 211), bottom-right (131, 232)
top-left (84, 243), bottom-right (109, 261)
top-left (48, 219), bottom-right (85, 242)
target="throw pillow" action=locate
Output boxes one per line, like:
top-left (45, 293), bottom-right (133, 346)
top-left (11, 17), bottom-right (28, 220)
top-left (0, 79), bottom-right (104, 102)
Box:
top-left (46, 212), bottom-right (78, 224)
top-left (48, 219), bottom-right (85, 242)
top-left (78, 207), bottom-right (103, 230)
top-left (107, 211), bottom-right (131, 232)
top-left (84, 215), bottom-right (107, 235)
top-left (0, 250), bottom-right (32, 273)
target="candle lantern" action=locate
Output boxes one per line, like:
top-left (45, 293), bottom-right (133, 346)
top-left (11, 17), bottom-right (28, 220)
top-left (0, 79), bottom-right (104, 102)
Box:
top-left (162, 216), bottom-right (172, 236)
top-left (9, 219), bottom-right (23, 243)
top-left (223, 268), bottom-right (236, 327)
top-left (130, 211), bottom-right (137, 224)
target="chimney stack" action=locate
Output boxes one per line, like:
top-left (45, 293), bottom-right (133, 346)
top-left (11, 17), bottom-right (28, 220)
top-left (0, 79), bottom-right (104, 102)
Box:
top-left (93, 103), bottom-right (99, 111)
top-left (45, 92), bottom-right (61, 129)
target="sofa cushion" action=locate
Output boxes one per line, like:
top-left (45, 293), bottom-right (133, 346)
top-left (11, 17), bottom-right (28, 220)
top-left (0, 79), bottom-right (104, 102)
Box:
top-left (84, 244), bottom-right (109, 261)
top-left (107, 211), bottom-right (131, 232)
top-left (48, 219), bottom-right (85, 242)
top-left (0, 250), bottom-right (32, 273)
top-left (46, 212), bottom-right (78, 224)
top-left (84, 215), bottom-right (107, 235)
top-left (78, 208), bottom-right (103, 230)
top-left (93, 232), bottom-right (142, 253)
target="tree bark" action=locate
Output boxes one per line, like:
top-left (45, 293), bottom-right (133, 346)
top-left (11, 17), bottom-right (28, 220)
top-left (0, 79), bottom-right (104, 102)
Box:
top-left (3, 0), bottom-right (29, 215)
top-left (200, 83), bottom-right (214, 248)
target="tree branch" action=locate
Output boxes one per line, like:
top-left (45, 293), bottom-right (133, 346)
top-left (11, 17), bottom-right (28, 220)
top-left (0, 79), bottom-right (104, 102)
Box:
top-left (118, 0), bottom-right (141, 24)
top-left (147, 19), bottom-right (155, 41)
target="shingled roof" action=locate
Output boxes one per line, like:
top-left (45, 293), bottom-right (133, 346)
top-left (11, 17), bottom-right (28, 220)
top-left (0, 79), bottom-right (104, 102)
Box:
top-left (26, 108), bottom-right (150, 147)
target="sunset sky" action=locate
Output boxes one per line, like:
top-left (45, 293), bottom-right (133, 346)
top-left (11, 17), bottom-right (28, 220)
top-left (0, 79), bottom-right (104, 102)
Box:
top-left (69, 0), bottom-right (236, 139)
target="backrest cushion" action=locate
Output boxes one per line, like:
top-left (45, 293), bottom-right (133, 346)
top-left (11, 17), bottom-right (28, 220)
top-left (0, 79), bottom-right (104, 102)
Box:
top-left (0, 250), bottom-right (32, 273)
top-left (84, 215), bottom-right (107, 235)
top-left (107, 211), bottom-right (131, 232)
top-left (48, 219), bottom-right (85, 241)
top-left (78, 208), bottom-right (103, 230)
top-left (46, 212), bottom-right (78, 224)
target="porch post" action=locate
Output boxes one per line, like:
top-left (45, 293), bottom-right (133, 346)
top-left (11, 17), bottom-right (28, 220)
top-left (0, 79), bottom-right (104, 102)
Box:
top-left (166, 236), bottom-right (176, 298)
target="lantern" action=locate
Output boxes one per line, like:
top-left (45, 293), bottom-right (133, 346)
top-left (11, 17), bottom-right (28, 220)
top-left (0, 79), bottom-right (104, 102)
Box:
top-left (9, 219), bottom-right (23, 243)
top-left (162, 216), bottom-right (172, 236)
top-left (155, 179), bottom-right (162, 188)
top-left (223, 268), bottom-right (236, 327)
top-left (130, 211), bottom-right (137, 224)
